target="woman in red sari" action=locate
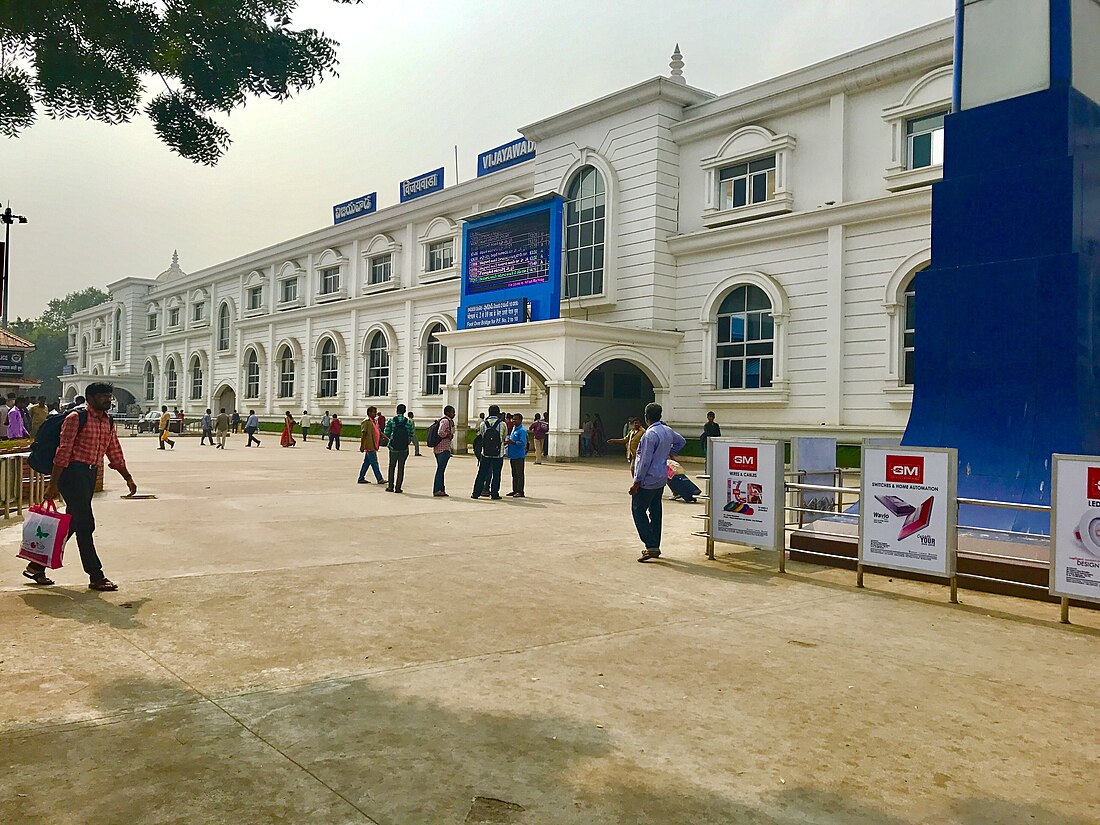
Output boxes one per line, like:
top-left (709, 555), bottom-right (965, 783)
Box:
top-left (281, 411), bottom-right (297, 447)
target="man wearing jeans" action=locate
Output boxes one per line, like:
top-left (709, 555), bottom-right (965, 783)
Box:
top-left (433, 406), bottom-right (455, 497)
top-left (630, 403), bottom-right (686, 563)
top-left (23, 382), bottom-right (137, 590)
top-left (357, 406), bottom-right (385, 484)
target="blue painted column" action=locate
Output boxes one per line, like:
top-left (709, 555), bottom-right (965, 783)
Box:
top-left (903, 0), bottom-right (1100, 533)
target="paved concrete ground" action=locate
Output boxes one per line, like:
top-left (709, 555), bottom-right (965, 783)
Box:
top-left (1, 431), bottom-right (1098, 824)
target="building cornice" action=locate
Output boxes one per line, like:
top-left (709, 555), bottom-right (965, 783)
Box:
top-left (436, 318), bottom-right (684, 348)
top-left (667, 189), bottom-right (931, 258)
top-left (521, 77), bottom-right (715, 143)
top-left (670, 19), bottom-right (954, 145)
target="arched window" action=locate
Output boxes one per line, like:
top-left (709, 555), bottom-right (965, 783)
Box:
top-left (113, 308), bottom-right (122, 361)
top-left (218, 303), bottom-right (231, 351)
top-left (144, 362), bottom-right (155, 401)
top-left (367, 332), bottom-right (389, 397)
top-left (423, 323), bottom-right (447, 396)
top-left (278, 346), bottom-right (295, 398)
top-left (902, 272), bottom-right (920, 386)
top-left (564, 166), bottom-right (606, 299)
top-left (246, 350), bottom-right (260, 399)
top-left (166, 357), bottom-right (178, 400)
top-left (190, 356), bottom-right (203, 400)
top-left (80, 337), bottom-right (88, 370)
top-left (318, 339), bottom-right (338, 398)
top-left (716, 285), bottom-right (774, 390)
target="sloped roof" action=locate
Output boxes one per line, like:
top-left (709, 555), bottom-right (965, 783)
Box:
top-left (0, 329), bottom-right (35, 350)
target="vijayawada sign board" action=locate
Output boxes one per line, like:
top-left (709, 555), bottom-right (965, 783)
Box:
top-left (859, 446), bottom-right (957, 578)
top-left (708, 439), bottom-right (784, 551)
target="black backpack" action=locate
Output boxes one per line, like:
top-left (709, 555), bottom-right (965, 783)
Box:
top-left (425, 418), bottom-right (442, 448)
top-left (481, 418), bottom-right (503, 457)
top-left (388, 416), bottom-right (410, 451)
top-left (29, 409), bottom-right (95, 474)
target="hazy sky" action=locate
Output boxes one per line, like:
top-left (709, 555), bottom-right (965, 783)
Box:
top-left (2, 0), bottom-right (954, 319)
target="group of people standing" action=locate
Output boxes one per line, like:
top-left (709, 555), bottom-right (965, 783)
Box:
top-left (1, 396), bottom-right (50, 440)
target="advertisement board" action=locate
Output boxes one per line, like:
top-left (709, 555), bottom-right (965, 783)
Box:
top-left (458, 195), bottom-right (563, 329)
top-left (1050, 454), bottom-right (1100, 603)
top-left (708, 439), bottom-right (784, 551)
top-left (859, 446), bottom-right (957, 577)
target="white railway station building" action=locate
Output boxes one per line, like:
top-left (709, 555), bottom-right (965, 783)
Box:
top-left (64, 19), bottom-right (952, 460)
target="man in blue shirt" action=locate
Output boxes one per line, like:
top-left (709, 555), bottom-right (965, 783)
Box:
top-left (630, 403), bottom-right (686, 562)
top-left (506, 413), bottom-right (529, 498)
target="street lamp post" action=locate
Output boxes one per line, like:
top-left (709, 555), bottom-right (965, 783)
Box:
top-left (1, 205), bottom-right (29, 330)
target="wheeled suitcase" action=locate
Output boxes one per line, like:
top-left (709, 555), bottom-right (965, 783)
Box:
top-left (667, 472), bottom-right (701, 503)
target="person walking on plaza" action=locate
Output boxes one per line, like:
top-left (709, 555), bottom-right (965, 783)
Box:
top-left (327, 414), bottom-right (342, 450)
top-left (231, 409), bottom-right (241, 433)
top-left (581, 414), bottom-right (593, 457)
top-left (506, 413), bottom-right (528, 498)
top-left (383, 404), bottom-right (414, 493)
top-left (200, 409), bottom-right (214, 445)
top-left (529, 413), bottom-right (548, 464)
top-left (430, 405), bottom-right (455, 497)
top-left (6, 400), bottom-right (28, 439)
top-left (300, 410), bottom-right (311, 442)
top-left (701, 411), bottom-right (721, 459)
top-left (22, 382), bottom-right (137, 590)
top-left (245, 410), bottom-right (261, 447)
top-left (630, 403), bottom-right (686, 563)
top-left (609, 417), bottom-right (645, 473)
top-left (321, 411), bottom-right (331, 437)
top-left (472, 405), bottom-right (507, 500)
top-left (215, 408), bottom-right (230, 449)
top-left (408, 411), bottom-right (421, 456)
top-left (158, 405), bottom-right (175, 450)
top-left (281, 411), bottom-right (297, 447)
top-left (357, 406), bottom-right (385, 484)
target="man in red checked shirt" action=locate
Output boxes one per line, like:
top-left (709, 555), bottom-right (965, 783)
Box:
top-left (23, 382), bottom-right (137, 591)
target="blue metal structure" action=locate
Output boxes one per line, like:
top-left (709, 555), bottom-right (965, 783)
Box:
top-left (904, 0), bottom-right (1100, 533)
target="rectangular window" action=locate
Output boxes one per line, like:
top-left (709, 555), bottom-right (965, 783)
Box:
top-left (368, 347), bottom-right (389, 397)
top-left (94, 327), bottom-right (103, 343)
top-left (907, 112), bottom-right (946, 170)
top-left (168, 308), bottom-right (180, 327)
top-left (280, 278), bottom-right (298, 304)
top-left (192, 302), bottom-right (204, 322)
top-left (147, 314), bottom-right (158, 332)
top-left (426, 239), bottom-right (454, 273)
top-left (248, 286), bottom-right (263, 310)
top-left (718, 155), bottom-right (776, 211)
top-left (319, 266), bottom-right (340, 295)
top-left (370, 254), bottom-right (392, 285)
top-left (493, 365), bottom-right (527, 395)
top-left (903, 284), bottom-right (916, 385)
top-left (279, 357), bottom-right (295, 398)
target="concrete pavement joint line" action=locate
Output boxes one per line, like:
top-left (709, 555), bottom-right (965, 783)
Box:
top-left (54, 589), bottom-right (386, 825)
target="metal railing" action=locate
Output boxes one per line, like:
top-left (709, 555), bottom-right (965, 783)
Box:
top-left (0, 452), bottom-right (48, 519)
top-left (698, 472), bottom-right (1078, 625)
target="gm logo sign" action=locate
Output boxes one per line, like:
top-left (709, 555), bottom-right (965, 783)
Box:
top-left (1087, 467), bottom-right (1100, 502)
top-left (729, 446), bottom-right (758, 472)
top-left (886, 455), bottom-right (924, 484)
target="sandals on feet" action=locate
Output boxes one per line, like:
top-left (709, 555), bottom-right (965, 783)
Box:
top-left (89, 578), bottom-right (119, 592)
top-left (22, 569), bottom-right (55, 586)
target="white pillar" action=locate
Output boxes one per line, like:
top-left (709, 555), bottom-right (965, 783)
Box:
top-left (443, 384), bottom-right (470, 454)
top-left (546, 380), bottom-right (584, 462)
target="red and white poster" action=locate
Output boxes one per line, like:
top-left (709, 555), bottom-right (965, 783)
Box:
top-left (860, 446), bottom-right (957, 577)
top-left (708, 439), bottom-right (784, 551)
top-left (1051, 455), bottom-right (1100, 603)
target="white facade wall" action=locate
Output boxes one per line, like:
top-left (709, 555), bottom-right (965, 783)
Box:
top-left (65, 18), bottom-right (955, 445)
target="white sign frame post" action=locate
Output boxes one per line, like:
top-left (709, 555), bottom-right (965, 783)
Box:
top-left (858, 444), bottom-right (958, 602)
top-left (707, 439), bottom-right (785, 569)
top-left (1050, 454), bottom-right (1100, 623)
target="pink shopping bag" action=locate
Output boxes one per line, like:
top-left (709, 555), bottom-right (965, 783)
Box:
top-left (17, 500), bottom-right (71, 570)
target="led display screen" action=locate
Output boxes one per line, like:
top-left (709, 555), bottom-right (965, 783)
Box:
top-left (465, 210), bottom-right (551, 295)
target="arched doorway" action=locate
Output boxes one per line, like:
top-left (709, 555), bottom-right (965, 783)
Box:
top-left (112, 387), bottom-right (138, 414)
top-left (215, 384), bottom-right (237, 415)
top-left (578, 359), bottom-right (655, 457)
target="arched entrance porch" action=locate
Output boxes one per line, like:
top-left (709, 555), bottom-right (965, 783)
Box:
top-left (578, 359), bottom-right (655, 457)
top-left (112, 387), bottom-right (138, 414)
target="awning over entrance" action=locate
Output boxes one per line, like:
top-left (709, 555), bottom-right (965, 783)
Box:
top-left (437, 319), bottom-right (682, 460)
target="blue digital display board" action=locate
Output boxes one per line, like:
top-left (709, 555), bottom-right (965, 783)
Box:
top-left (459, 196), bottom-right (563, 330)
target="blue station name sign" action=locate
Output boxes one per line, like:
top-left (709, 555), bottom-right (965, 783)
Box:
top-left (400, 167), bottom-right (445, 203)
top-left (477, 137), bottom-right (536, 177)
top-left (464, 298), bottom-right (528, 330)
top-left (332, 193), bottom-right (377, 225)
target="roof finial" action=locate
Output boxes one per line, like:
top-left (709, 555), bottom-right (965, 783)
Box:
top-left (171, 249), bottom-right (179, 268)
top-left (669, 43), bottom-right (685, 84)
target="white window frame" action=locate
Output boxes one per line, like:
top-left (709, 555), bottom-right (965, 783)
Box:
top-left (217, 303), bottom-right (232, 351)
top-left (147, 312), bottom-right (159, 333)
top-left (422, 323), bottom-right (447, 396)
top-left (366, 332), bottom-right (390, 398)
top-left (701, 126), bottom-right (795, 228)
top-left (276, 261), bottom-right (304, 310)
top-left (493, 364), bottom-right (527, 395)
top-left (247, 286), bottom-right (264, 312)
top-left (882, 66), bottom-right (952, 192)
top-left (362, 234), bottom-right (401, 293)
top-left (166, 357), bottom-right (178, 400)
top-left (714, 286), bottom-right (776, 392)
top-left (190, 356), bottom-right (203, 400)
top-left (112, 308), bottom-right (123, 362)
top-left (370, 254), bottom-right (392, 286)
top-left (167, 307), bottom-right (181, 329)
top-left (564, 165), bottom-right (607, 302)
top-left (314, 249), bottom-right (348, 302)
top-left (426, 239), bottom-right (454, 273)
top-left (278, 346), bottom-right (296, 398)
top-left (191, 301), bottom-right (207, 326)
top-left (319, 265), bottom-right (341, 296)
top-left (245, 350), bottom-right (261, 399)
top-left (93, 322), bottom-right (104, 345)
top-left (280, 277), bottom-right (299, 305)
top-left (144, 362), bottom-right (156, 401)
top-left (419, 219), bottom-right (458, 283)
top-left (318, 338), bottom-right (339, 398)
top-left (882, 253), bottom-right (929, 402)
